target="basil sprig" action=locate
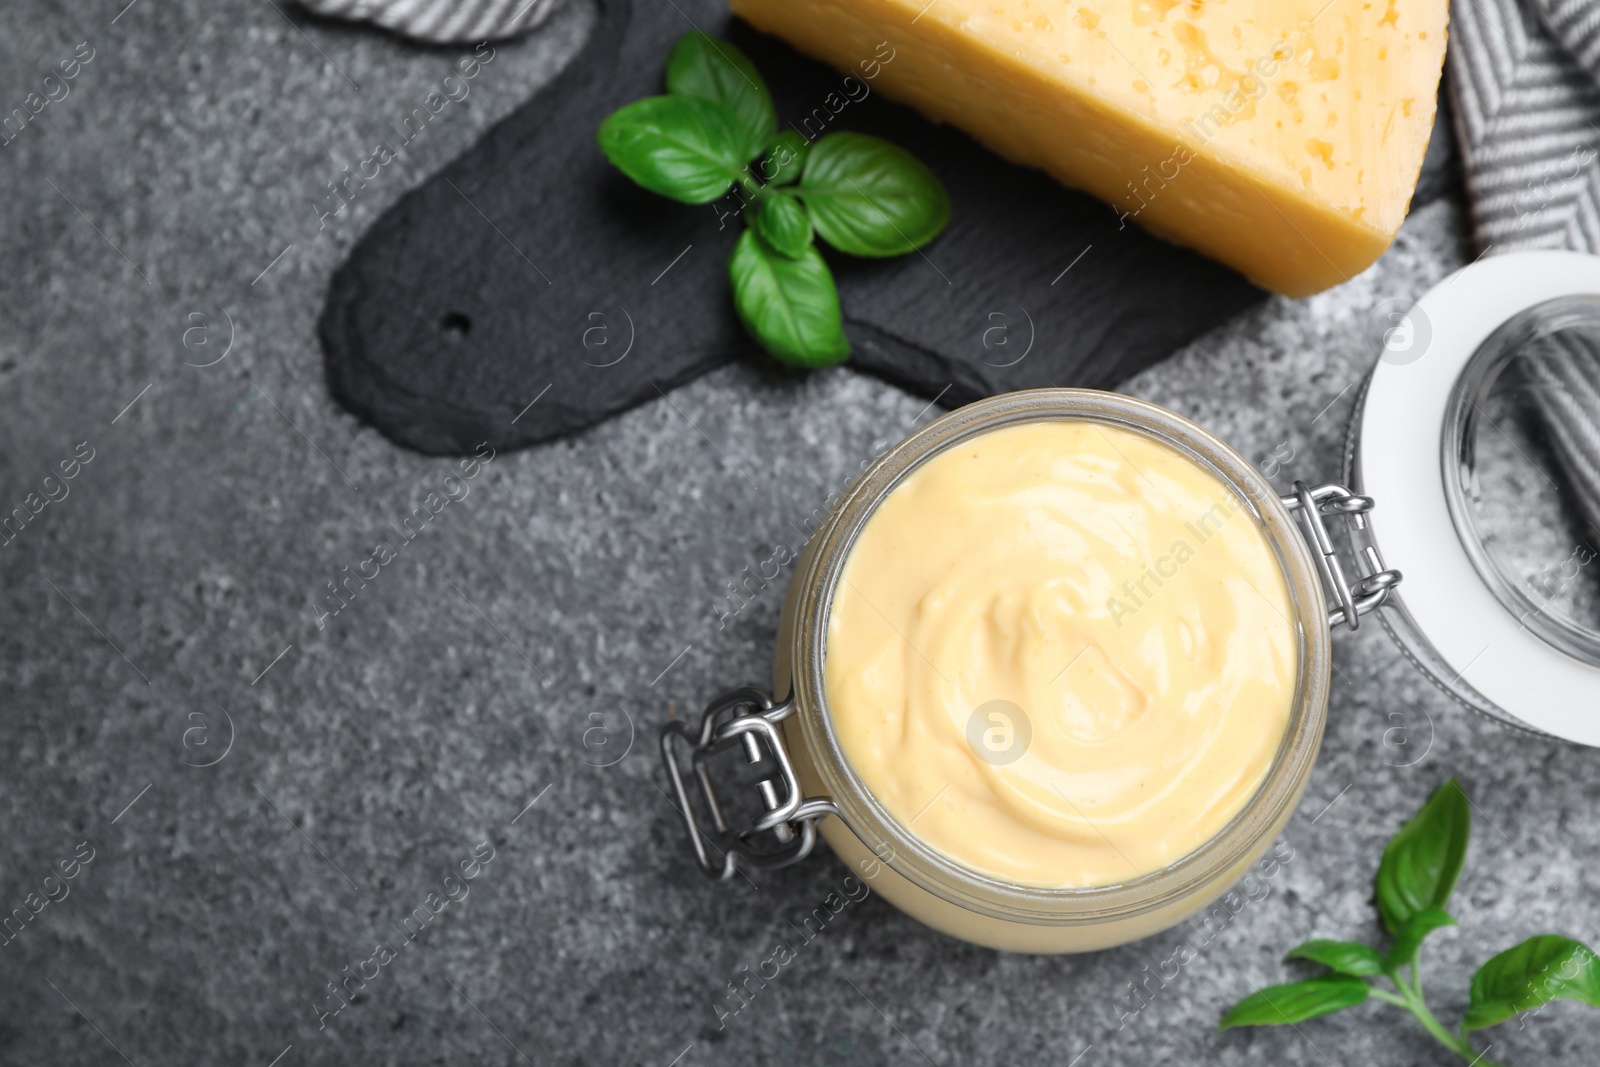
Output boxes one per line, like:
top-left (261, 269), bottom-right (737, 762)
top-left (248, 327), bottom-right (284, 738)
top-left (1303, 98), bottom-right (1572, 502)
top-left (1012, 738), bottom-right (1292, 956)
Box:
top-left (597, 32), bottom-right (949, 368)
top-left (1220, 779), bottom-right (1600, 1066)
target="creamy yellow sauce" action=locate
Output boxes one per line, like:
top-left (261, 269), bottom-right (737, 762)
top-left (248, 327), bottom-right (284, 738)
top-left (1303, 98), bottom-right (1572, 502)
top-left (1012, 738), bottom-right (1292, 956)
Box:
top-left (826, 421), bottom-right (1296, 888)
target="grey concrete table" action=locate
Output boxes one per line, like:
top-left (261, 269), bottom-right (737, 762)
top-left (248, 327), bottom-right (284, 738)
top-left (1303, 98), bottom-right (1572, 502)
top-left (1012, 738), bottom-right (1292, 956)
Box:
top-left (1, 2), bottom-right (1596, 1065)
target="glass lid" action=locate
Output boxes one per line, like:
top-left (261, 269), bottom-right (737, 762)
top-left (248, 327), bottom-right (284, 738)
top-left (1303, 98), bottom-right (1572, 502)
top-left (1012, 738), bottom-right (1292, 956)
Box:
top-left (1443, 295), bottom-right (1600, 667)
top-left (1351, 250), bottom-right (1600, 746)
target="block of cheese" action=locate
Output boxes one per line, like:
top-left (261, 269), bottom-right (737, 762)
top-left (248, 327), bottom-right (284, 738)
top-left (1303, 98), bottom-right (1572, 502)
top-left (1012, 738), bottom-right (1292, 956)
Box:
top-left (731, 0), bottom-right (1447, 297)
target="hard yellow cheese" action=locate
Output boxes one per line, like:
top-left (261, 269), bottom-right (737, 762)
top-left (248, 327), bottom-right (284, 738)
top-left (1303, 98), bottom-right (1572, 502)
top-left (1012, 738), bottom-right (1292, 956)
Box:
top-left (731, 0), bottom-right (1448, 296)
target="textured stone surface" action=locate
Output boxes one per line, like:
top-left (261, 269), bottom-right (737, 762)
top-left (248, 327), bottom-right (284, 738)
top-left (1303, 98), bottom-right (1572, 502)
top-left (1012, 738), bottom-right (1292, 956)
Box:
top-left (1, 3), bottom-right (1596, 1067)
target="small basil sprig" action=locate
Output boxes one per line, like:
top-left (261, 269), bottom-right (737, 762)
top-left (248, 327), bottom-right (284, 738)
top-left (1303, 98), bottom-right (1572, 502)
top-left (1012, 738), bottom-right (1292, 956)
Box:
top-left (1219, 779), bottom-right (1600, 1066)
top-left (596, 32), bottom-right (949, 368)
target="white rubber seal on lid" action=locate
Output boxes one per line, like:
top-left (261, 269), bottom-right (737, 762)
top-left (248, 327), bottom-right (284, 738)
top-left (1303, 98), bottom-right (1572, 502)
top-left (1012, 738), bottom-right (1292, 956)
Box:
top-left (1358, 250), bottom-right (1600, 745)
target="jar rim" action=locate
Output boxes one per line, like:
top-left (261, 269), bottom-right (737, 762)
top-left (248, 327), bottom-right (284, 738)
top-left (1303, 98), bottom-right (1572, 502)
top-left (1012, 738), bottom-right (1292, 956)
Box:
top-left (786, 388), bottom-right (1330, 925)
top-left (1440, 294), bottom-right (1600, 669)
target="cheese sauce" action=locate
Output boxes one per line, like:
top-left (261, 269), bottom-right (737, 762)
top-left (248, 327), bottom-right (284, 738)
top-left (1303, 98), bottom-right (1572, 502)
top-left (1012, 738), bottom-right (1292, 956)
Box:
top-left (825, 421), bottom-right (1297, 888)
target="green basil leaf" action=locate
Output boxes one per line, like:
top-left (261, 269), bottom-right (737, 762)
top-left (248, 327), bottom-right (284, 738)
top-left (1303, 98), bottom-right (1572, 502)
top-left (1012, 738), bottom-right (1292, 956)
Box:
top-left (1285, 940), bottom-right (1387, 978)
top-left (664, 32), bottom-right (774, 165)
top-left (1386, 907), bottom-right (1455, 971)
top-left (1374, 778), bottom-right (1471, 935)
top-left (728, 229), bottom-right (848, 368)
top-left (597, 95), bottom-right (747, 204)
top-left (1218, 976), bottom-right (1370, 1030)
top-left (752, 193), bottom-right (813, 259)
top-left (797, 131), bottom-right (950, 257)
top-left (1464, 936), bottom-right (1600, 1032)
top-left (758, 130), bottom-right (809, 187)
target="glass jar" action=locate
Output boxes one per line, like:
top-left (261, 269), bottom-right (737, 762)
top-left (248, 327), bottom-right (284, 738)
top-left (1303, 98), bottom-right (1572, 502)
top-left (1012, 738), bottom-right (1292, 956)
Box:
top-left (663, 389), bottom-right (1399, 952)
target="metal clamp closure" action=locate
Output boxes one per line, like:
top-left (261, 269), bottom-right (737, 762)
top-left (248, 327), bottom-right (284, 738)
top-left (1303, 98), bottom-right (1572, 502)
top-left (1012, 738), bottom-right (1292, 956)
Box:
top-left (661, 686), bottom-right (839, 881)
top-left (1281, 481), bottom-right (1402, 631)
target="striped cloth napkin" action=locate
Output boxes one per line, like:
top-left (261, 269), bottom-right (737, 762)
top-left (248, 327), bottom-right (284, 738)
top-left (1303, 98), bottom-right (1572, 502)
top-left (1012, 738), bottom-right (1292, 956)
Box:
top-left (300, 0), bottom-right (558, 43)
top-left (1448, 0), bottom-right (1600, 538)
top-left (1449, 0), bottom-right (1600, 250)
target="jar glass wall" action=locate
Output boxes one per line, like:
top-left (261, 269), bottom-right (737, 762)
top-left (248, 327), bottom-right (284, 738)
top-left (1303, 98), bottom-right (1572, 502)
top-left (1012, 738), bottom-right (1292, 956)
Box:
top-left (772, 389), bottom-right (1332, 952)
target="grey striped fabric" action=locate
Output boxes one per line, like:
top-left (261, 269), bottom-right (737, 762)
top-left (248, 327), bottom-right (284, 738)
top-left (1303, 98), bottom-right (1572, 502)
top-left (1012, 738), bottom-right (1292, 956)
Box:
top-left (1449, 0), bottom-right (1600, 544)
top-left (1448, 0), bottom-right (1600, 252)
top-left (1535, 0), bottom-right (1600, 86)
top-left (300, 0), bottom-right (560, 44)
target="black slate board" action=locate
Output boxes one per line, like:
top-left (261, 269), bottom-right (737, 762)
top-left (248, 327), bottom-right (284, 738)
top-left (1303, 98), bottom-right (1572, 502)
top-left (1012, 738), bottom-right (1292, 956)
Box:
top-left (319, 0), bottom-right (1459, 456)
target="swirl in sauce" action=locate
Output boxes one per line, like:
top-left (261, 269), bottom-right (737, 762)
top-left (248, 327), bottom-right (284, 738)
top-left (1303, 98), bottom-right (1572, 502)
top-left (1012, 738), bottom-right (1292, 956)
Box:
top-left (826, 421), bottom-right (1296, 888)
